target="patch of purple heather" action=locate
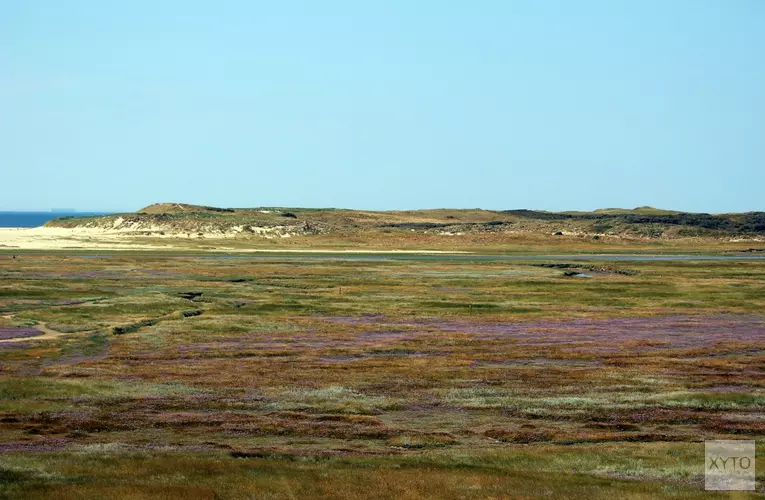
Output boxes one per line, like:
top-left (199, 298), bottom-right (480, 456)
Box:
top-left (473, 358), bottom-right (602, 367)
top-left (319, 352), bottom-right (426, 363)
top-left (140, 269), bottom-right (185, 277)
top-left (0, 439), bottom-right (71, 452)
top-left (0, 341), bottom-right (34, 350)
top-left (62, 272), bottom-right (101, 279)
top-left (0, 326), bottom-right (43, 340)
top-left (321, 314), bottom-right (386, 325)
top-left (318, 314), bottom-right (765, 350)
top-left (156, 314), bottom-right (765, 361)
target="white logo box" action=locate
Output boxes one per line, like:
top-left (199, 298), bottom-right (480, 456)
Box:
top-left (705, 440), bottom-right (756, 491)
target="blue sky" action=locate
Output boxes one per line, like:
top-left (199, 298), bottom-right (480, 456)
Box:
top-left (2, 0), bottom-right (763, 212)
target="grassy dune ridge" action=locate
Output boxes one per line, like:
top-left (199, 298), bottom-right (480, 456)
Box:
top-left (38, 204), bottom-right (765, 254)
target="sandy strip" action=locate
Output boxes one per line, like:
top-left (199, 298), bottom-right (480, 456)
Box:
top-left (0, 227), bottom-right (469, 254)
top-left (0, 227), bottom-right (145, 250)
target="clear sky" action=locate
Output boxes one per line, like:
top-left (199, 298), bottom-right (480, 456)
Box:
top-left (2, 1), bottom-right (763, 213)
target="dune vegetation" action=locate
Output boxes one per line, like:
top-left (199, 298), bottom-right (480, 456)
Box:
top-left (27, 203), bottom-right (765, 255)
top-left (0, 252), bottom-right (763, 498)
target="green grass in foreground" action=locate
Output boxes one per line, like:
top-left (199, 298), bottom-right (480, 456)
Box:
top-left (1, 444), bottom-right (763, 499)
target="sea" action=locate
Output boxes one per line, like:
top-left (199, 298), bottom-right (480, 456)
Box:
top-left (0, 212), bottom-right (110, 228)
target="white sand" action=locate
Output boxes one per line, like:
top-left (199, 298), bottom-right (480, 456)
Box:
top-left (0, 227), bottom-right (468, 254)
top-left (0, 227), bottom-right (168, 251)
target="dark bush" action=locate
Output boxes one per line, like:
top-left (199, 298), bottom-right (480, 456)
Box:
top-left (180, 309), bottom-right (204, 318)
top-left (112, 319), bottom-right (159, 335)
top-left (0, 468), bottom-right (32, 484)
top-left (199, 206), bottom-right (235, 213)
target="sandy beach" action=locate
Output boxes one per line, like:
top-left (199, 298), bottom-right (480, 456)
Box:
top-left (0, 227), bottom-right (159, 251)
top-left (0, 227), bottom-right (468, 253)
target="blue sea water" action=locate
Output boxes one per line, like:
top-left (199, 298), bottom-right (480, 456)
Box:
top-left (0, 212), bottom-right (109, 228)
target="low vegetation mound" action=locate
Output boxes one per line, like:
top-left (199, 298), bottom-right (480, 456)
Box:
top-left (138, 203), bottom-right (236, 214)
top-left (43, 202), bottom-right (765, 240)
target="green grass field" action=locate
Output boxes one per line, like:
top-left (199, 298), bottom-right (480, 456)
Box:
top-left (0, 253), bottom-right (763, 498)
